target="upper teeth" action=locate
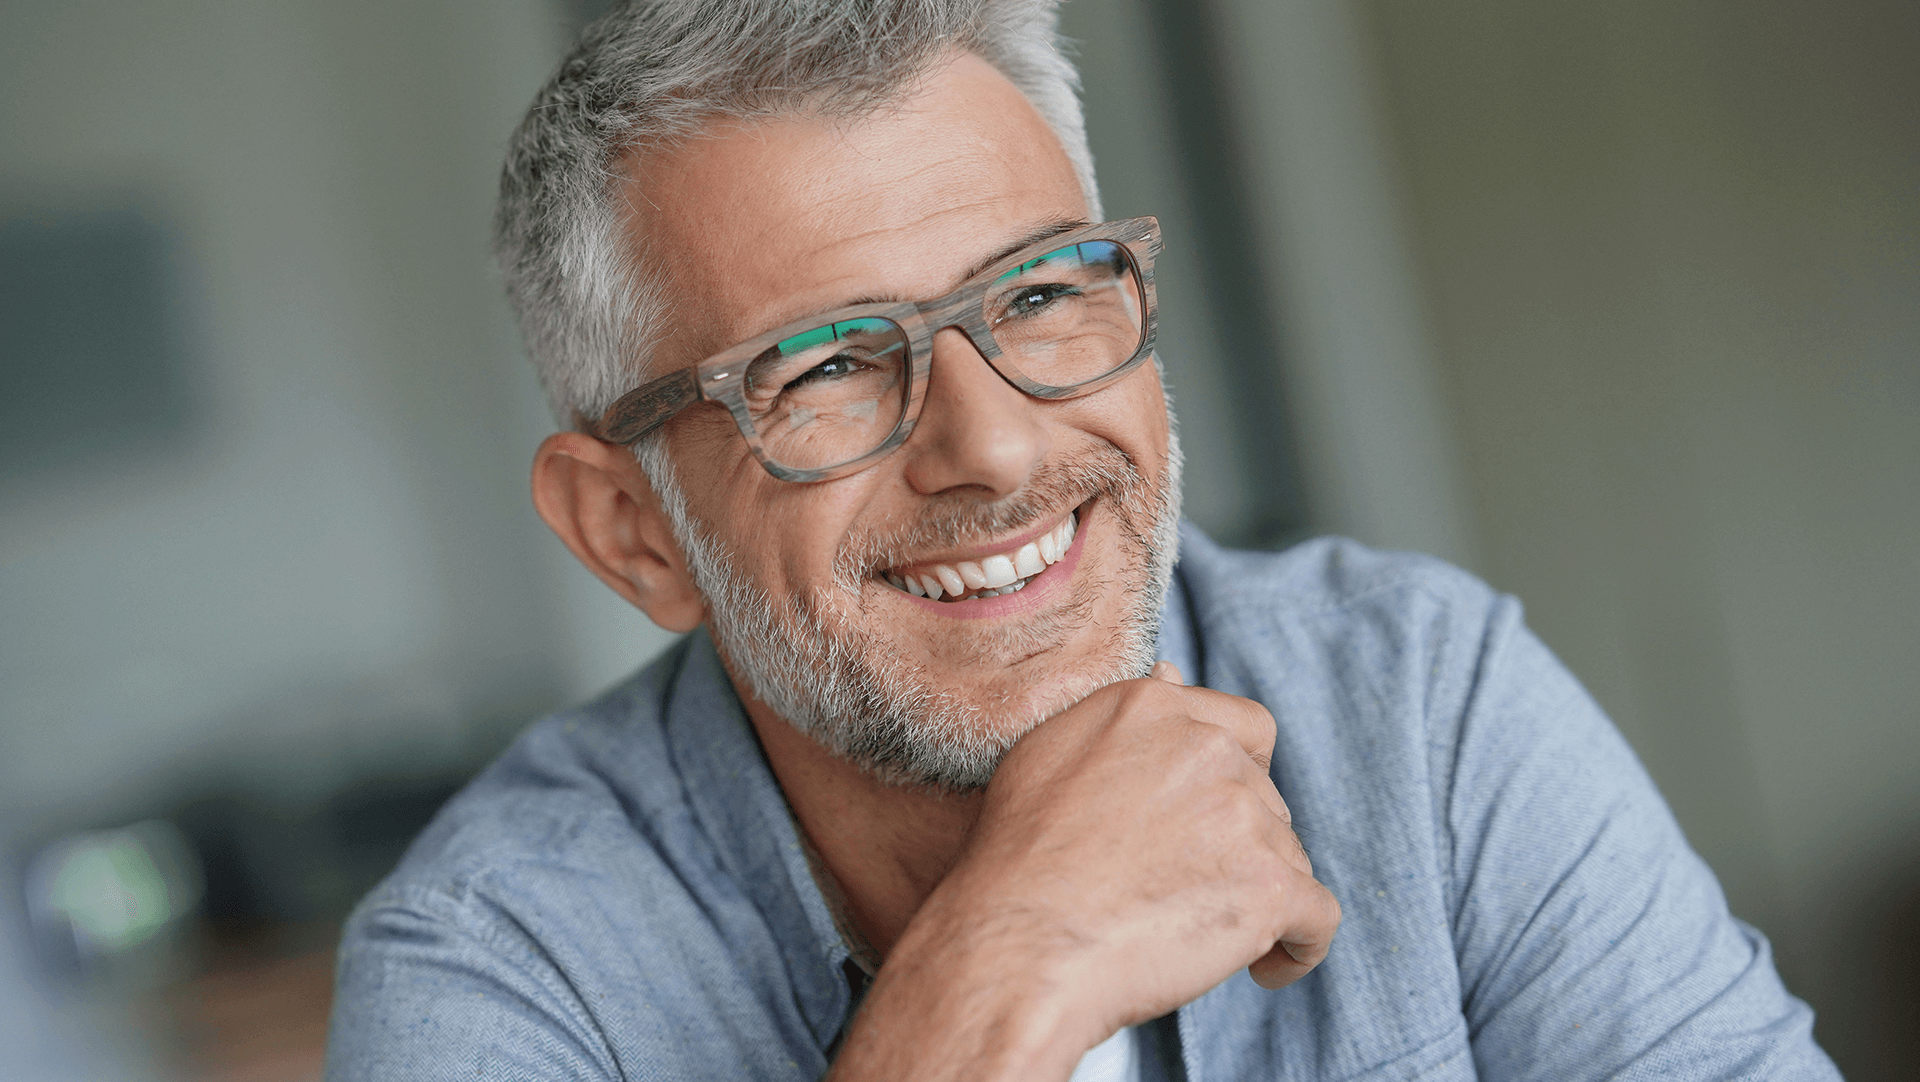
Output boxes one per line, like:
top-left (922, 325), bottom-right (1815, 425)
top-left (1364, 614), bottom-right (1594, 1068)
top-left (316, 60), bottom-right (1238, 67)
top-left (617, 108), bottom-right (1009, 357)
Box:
top-left (885, 511), bottom-right (1077, 602)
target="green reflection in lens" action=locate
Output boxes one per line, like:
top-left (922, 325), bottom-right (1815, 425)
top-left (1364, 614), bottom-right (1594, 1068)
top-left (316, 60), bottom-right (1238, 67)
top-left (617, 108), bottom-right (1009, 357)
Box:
top-left (996, 243), bottom-right (1083, 283)
top-left (775, 323), bottom-right (837, 356)
top-left (775, 317), bottom-right (896, 357)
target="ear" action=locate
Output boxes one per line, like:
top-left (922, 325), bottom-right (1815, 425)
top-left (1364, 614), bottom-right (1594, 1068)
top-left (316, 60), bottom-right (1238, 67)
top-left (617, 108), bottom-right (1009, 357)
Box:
top-left (531, 432), bottom-right (706, 633)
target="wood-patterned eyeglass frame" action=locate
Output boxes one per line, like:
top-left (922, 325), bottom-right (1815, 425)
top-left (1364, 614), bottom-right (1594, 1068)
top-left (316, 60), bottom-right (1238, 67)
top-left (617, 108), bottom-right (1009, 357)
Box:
top-left (582, 216), bottom-right (1162, 484)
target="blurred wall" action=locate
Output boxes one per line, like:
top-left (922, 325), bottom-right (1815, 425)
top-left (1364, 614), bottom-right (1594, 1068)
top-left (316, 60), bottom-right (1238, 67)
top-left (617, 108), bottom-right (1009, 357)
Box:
top-left (1064, 0), bottom-right (1477, 563)
top-left (1059, 0), bottom-right (1276, 544)
top-left (1352, 1), bottom-right (1918, 1075)
top-left (0, 0), bottom-right (677, 833)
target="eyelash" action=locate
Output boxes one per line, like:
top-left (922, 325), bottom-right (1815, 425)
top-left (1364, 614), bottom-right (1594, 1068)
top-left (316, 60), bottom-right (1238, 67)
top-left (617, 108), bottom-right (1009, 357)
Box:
top-left (997, 282), bottom-right (1079, 322)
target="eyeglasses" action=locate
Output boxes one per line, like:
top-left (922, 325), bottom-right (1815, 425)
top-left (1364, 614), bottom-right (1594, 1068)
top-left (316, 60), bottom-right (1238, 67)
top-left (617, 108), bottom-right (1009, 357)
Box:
top-left (586, 216), bottom-right (1161, 483)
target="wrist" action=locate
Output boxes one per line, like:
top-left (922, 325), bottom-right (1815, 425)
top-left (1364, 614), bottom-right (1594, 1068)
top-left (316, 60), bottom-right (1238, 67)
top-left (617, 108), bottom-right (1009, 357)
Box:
top-left (829, 885), bottom-right (1107, 1082)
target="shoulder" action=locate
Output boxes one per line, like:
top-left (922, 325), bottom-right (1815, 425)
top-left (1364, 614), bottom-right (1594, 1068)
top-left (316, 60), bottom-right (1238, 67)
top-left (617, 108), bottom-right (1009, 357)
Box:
top-left (1170, 527), bottom-right (1516, 729)
top-left (336, 640), bottom-right (733, 1000)
top-left (329, 635), bottom-right (840, 1078)
top-left (1175, 526), bottom-right (1501, 629)
top-left (371, 637), bottom-right (701, 919)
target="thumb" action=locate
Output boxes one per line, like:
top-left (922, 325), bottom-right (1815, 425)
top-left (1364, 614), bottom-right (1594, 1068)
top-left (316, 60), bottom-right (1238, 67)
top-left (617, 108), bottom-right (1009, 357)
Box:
top-left (1149, 660), bottom-right (1185, 685)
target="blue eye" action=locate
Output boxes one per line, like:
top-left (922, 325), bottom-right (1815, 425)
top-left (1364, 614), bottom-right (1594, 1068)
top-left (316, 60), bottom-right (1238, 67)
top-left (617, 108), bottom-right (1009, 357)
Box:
top-left (786, 352), bottom-right (864, 388)
top-left (1003, 282), bottom-right (1081, 319)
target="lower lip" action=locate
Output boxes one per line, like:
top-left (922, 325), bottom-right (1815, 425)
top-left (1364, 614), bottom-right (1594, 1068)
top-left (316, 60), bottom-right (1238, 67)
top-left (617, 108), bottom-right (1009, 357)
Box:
top-left (891, 506), bottom-right (1091, 621)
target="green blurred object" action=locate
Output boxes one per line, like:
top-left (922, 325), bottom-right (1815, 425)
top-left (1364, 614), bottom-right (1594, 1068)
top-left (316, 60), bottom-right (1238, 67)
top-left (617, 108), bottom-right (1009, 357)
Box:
top-left (27, 820), bottom-right (203, 961)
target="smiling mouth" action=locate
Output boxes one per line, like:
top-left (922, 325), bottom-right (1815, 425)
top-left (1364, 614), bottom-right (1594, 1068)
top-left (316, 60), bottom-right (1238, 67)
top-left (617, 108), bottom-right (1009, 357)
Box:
top-left (881, 509), bottom-right (1078, 602)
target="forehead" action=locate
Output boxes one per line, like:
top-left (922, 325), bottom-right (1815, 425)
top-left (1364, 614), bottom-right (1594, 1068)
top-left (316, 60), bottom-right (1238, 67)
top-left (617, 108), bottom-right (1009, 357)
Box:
top-left (616, 51), bottom-right (1089, 369)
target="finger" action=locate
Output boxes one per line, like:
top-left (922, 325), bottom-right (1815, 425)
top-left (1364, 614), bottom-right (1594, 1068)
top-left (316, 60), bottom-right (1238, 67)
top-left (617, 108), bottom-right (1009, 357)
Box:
top-left (1247, 878), bottom-right (1343, 990)
top-left (1242, 779), bottom-right (1308, 871)
top-left (1150, 660), bottom-right (1185, 685)
top-left (1176, 685), bottom-right (1277, 770)
top-left (1264, 795), bottom-right (1313, 875)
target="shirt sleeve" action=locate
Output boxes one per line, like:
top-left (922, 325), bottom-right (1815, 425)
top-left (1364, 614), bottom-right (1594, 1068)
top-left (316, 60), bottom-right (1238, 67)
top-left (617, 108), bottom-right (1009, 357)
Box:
top-left (1445, 596), bottom-right (1840, 1080)
top-left (324, 891), bottom-right (619, 1082)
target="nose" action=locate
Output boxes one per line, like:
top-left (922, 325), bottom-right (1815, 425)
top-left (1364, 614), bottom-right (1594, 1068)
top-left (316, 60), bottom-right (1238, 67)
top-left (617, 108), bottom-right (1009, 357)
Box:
top-left (898, 327), bottom-right (1050, 498)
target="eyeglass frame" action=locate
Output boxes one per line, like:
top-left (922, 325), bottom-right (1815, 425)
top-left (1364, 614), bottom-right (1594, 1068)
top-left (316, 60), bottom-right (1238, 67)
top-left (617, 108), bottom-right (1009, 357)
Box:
top-left (581, 216), bottom-right (1162, 484)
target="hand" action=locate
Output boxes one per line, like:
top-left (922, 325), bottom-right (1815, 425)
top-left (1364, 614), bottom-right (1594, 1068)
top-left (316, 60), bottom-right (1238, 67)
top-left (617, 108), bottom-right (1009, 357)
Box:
top-left (953, 660), bottom-right (1338, 1013)
top-left (830, 663), bottom-right (1341, 1081)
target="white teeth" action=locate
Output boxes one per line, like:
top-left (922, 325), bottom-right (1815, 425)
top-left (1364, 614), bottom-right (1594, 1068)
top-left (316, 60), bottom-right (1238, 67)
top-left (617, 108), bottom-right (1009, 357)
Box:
top-left (884, 509), bottom-right (1082, 602)
top-left (981, 555), bottom-right (1016, 589)
top-left (1013, 542), bottom-right (1044, 578)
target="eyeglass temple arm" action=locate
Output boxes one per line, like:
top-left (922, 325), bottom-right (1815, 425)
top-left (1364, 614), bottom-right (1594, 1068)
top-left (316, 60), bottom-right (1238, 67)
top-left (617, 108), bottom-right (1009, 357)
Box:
top-left (587, 367), bottom-right (701, 445)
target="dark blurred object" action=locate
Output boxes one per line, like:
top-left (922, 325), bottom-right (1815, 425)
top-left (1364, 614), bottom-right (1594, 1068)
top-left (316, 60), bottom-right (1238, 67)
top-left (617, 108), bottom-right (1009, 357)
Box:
top-left (1822, 848), bottom-right (1920, 1081)
top-left (173, 773), bottom-right (463, 934)
top-left (0, 202), bottom-right (196, 481)
top-left (1141, 0), bottom-right (1310, 548)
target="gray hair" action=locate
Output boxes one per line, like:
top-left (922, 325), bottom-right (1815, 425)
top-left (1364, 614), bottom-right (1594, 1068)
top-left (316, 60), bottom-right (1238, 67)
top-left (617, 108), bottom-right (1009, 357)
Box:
top-left (495, 0), bottom-right (1103, 429)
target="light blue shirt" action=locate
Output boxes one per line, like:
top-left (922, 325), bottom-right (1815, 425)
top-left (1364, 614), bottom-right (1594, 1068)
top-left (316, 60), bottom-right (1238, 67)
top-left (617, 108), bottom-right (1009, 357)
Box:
top-left (326, 528), bottom-right (1839, 1080)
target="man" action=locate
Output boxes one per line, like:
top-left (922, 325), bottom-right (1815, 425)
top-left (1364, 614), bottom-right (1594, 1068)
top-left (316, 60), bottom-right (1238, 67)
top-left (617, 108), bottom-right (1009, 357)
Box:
top-left (327, 2), bottom-right (1838, 1079)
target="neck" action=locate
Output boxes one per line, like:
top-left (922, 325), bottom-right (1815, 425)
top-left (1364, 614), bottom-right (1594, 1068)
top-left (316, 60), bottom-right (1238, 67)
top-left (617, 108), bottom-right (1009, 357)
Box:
top-left (735, 681), bottom-right (983, 958)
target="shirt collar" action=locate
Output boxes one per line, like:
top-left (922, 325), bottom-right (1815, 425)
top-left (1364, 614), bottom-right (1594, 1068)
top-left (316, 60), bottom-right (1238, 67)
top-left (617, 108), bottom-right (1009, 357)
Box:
top-left (662, 626), bottom-right (854, 1047)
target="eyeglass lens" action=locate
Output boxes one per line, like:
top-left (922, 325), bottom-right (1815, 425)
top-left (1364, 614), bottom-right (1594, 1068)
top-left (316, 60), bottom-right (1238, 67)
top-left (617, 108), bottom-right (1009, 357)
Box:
top-left (740, 239), bottom-right (1145, 472)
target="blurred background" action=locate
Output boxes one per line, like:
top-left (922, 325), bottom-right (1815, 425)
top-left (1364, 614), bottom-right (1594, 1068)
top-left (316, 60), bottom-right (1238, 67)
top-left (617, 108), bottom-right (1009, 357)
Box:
top-left (1, 0), bottom-right (1913, 1078)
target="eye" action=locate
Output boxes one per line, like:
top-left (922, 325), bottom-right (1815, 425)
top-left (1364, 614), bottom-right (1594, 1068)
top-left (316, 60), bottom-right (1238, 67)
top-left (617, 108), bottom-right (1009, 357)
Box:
top-left (998, 282), bottom-right (1081, 322)
top-left (785, 351), bottom-right (866, 389)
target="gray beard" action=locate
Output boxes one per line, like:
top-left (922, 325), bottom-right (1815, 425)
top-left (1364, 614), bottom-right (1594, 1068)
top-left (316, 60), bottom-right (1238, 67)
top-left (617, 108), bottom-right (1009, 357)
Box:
top-left (643, 428), bottom-right (1183, 793)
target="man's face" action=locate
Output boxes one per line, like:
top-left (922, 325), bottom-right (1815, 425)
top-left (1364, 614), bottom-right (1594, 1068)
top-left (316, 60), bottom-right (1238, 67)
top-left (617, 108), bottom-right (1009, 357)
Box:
top-left (622, 51), bottom-right (1180, 788)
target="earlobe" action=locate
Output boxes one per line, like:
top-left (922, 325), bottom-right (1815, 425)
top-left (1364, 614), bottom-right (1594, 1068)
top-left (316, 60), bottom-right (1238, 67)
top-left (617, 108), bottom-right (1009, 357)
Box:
top-left (530, 432), bottom-right (707, 633)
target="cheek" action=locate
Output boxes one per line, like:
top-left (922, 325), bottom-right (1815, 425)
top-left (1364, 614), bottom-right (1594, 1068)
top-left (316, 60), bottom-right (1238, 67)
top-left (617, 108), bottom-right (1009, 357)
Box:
top-left (690, 460), bottom-right (878, 590)
top-left (1066, 369), bottom-right (1170, 461)
top-left (667, 415), bottom-right (784, 545)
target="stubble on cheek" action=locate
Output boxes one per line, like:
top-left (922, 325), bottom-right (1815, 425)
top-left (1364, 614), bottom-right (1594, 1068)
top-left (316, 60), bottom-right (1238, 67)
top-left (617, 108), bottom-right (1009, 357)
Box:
top-left (691, 424), bottom-right (1179, 790)
top-left (822, 443), bottom-right (1163, 692)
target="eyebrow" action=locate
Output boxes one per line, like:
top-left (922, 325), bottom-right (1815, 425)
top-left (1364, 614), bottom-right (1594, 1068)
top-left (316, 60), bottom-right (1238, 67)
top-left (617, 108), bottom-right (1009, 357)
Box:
top-left (839, 216), bottom-right (1092, 308)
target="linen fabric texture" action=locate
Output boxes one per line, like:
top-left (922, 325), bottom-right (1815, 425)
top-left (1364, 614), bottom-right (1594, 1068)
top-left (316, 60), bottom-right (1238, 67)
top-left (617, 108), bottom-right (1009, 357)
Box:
top-left (325, 527), bottom-right (1839, 1080)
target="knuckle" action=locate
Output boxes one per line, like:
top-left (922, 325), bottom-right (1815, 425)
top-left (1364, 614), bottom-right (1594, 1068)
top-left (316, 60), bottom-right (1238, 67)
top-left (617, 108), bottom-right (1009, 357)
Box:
top-left (1177, 717), bottom-right (1237, 760)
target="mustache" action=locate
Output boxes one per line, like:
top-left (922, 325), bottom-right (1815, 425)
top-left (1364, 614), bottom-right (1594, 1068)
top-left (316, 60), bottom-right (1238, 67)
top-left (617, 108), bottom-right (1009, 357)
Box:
top-left (833, 444), bottom-right (1145, 588)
